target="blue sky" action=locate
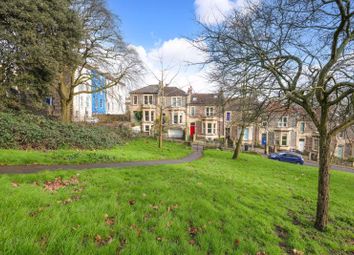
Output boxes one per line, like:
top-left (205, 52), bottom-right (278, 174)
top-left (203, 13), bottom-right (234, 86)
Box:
top-left (105, 0), bottom-right (244, 92)
top-left (106, 0), bottom-right (199, 50)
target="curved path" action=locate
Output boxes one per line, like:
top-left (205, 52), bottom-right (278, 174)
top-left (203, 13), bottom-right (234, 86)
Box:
top-left (0, 145), bottom-right (203, 175)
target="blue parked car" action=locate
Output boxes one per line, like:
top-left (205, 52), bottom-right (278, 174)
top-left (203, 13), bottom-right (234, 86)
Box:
top-left (268, 152), bottom-right (304, 165)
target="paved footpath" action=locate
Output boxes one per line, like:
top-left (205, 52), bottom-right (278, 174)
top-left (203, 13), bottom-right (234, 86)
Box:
top-left (0, 145), bottom-right (203, 175)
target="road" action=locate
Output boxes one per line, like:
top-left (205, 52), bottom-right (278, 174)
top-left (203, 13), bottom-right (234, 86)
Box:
top-left (303, 160), bottom-right (354, 174)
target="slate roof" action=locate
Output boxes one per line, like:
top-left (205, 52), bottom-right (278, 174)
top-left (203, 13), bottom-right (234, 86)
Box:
top-left (189, 93), bottom-right (221, 105)
top-left (130, 85), bottom-right (187, 96)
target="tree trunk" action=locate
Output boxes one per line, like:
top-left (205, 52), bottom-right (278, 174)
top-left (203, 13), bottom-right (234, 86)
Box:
top-left (60, 99), bottom-right (72, 123)
top-left (158, 105), bottom-right (163, 149)
top-left (232, 126), bottom-right (245, 160)
top-left (315, 132), bottom-right (331, 231)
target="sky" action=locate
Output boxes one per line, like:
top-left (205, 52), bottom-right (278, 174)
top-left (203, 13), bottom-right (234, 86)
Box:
top-left (106, 0), bottom-right (249, 93)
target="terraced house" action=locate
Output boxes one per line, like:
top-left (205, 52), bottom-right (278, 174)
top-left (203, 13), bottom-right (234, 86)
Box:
top-left (186, 91), bottom-right (223, 141)
top-left (259, 104), bottom-right (354, 160)
top-left (128, 85), bottom-right (354, 160)
top-left (128, 84), bottom-right (187, 138)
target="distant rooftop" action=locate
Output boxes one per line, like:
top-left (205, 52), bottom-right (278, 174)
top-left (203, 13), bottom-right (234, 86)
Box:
top-left (130, 85), bottom-right (187, 96)
top-left (190, 93), bottom-right (220, 105)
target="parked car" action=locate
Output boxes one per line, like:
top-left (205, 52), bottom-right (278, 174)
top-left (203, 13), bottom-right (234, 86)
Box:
top-left (268, 152), bottom-right (304, 165)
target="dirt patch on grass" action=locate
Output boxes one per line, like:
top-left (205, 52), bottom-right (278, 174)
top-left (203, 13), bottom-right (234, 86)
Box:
top-left (275, 225), bottom-right (289, 251)
top-left (43, 175), bottom-right (79, 192)
top-left (288, 210), bottom-right (302, 226)
top-left (275, 225), bottom-right (305, 255)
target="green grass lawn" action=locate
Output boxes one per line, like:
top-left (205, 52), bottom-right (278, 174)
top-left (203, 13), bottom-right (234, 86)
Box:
top-left (0, 150), bottom-right (353, 254)
top-left (0, 138), bottom-right (191, 166)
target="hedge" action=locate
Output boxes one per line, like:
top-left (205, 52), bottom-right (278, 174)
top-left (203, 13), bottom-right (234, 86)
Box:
top-left (0, 112), bottom-right (132, 150)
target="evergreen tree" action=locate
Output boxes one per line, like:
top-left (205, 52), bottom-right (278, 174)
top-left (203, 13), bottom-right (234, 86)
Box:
top-left (0, 0), bottom-right (82, 109)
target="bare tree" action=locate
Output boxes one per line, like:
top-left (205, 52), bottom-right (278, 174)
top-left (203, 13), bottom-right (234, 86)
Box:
top-left (213, 72), bottom-right (271, 159)
top-left (199, 0), bottom-right (354, 230)
top-left (149, 57), bottom-right (180, 149)
top-left (57, 0), bottom-right (143, 122)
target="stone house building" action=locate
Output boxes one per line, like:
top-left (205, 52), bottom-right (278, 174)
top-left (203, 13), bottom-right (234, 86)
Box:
top-left (186, 91), bottom-right (223, 141)
top-left (128, 85), bottom-right (354, 160)
top-left (259, 103), bottom-right (354, 160)
top-left (129, 84), bottom-right (187, 138)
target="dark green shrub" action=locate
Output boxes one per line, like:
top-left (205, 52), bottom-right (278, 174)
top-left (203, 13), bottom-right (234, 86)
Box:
top-left (0, 112), bottom-right (133, 150)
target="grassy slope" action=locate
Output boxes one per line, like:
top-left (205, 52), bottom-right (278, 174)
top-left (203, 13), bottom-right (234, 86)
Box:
top-left (0, 138), bottom-right (191, 165)
top-left (0, 150), bottom-right (353, 255)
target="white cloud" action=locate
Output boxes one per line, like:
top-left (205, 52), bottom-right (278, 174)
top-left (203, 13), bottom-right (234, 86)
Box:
top-left (130, 38), bottom-right (216, 93)
top-left (194, 0), bottom-right (256, 25)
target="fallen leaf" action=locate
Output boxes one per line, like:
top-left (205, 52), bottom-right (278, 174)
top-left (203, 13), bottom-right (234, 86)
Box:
top-left (11, 182), bottom-right (19, 188)
top-left (156, 236), bottom-right (163, 241)
top-left (167, 204), bottom-right (178, 212)
top-left (95, 234), bottom-right (113, 246)
top-left (234, 239), bottom-right (240, 246)
top-left (104, 215), bottom-right (115, 226)
top-left (149, 204), bottom-right (159, 210)
top-left (63, 198), bottom-right (72, 205)
top-left (188, 226), bottom-right (198, 236)
top-left (95, 234), bottom-right (102, 242)
top-left (29, 207), bottom-right (45, 217)
top-left (189, 239), bottom-right (196, 245)
top-left (72, 225), bottom-right (80, 231)
top-left (291, 249), bottom-right (304, 255)
top-left (256, 252), bottom-right (267, 255)
top-left (128, 200), bottom-right (136, 205)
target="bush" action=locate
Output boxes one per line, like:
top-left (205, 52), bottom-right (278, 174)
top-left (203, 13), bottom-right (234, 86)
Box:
top-left (0, 111), bottom-right (133, 150)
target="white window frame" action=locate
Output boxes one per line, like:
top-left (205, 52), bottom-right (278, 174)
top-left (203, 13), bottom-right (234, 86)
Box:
top-left (190, 106), bottom-right (195, 116)
top-left (299, 121), bottom-right (305, 133)
top-left (313, 137), bottom-right (319, 151)
top-left (207, 123), bottom-right (213, 134)
top-left (179, 113), bottom-right (183, 124)
top-left (281, 134), bottom-right (288, 146)
top-left (144, 111), bottom-right (150, 122)
top-left (278, 116), bottom-right (288, 128)
top-left (206, 107), bottom-right (214, 117)
top-left (171, 97), bottom-right (182, 107)
top-left (133, 95), bottom-right (138, 105)
top-left (172, 112), bottom-right (178, 124)
top-left (144, 95), bottom-right (153, 105)
top-left (243, 128), bottom-right (249, 140)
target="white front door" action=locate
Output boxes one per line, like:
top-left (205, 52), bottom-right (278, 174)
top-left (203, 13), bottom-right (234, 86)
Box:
top-left (298, 139), bottom-right (305, 152)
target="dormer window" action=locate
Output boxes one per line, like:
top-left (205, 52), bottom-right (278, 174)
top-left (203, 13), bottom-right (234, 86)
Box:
top-left (278, 116), bottom-right (288, 127)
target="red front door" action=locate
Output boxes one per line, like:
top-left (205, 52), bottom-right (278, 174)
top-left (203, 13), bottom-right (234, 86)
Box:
top-left (190, 123), bottom-right (195, 138)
